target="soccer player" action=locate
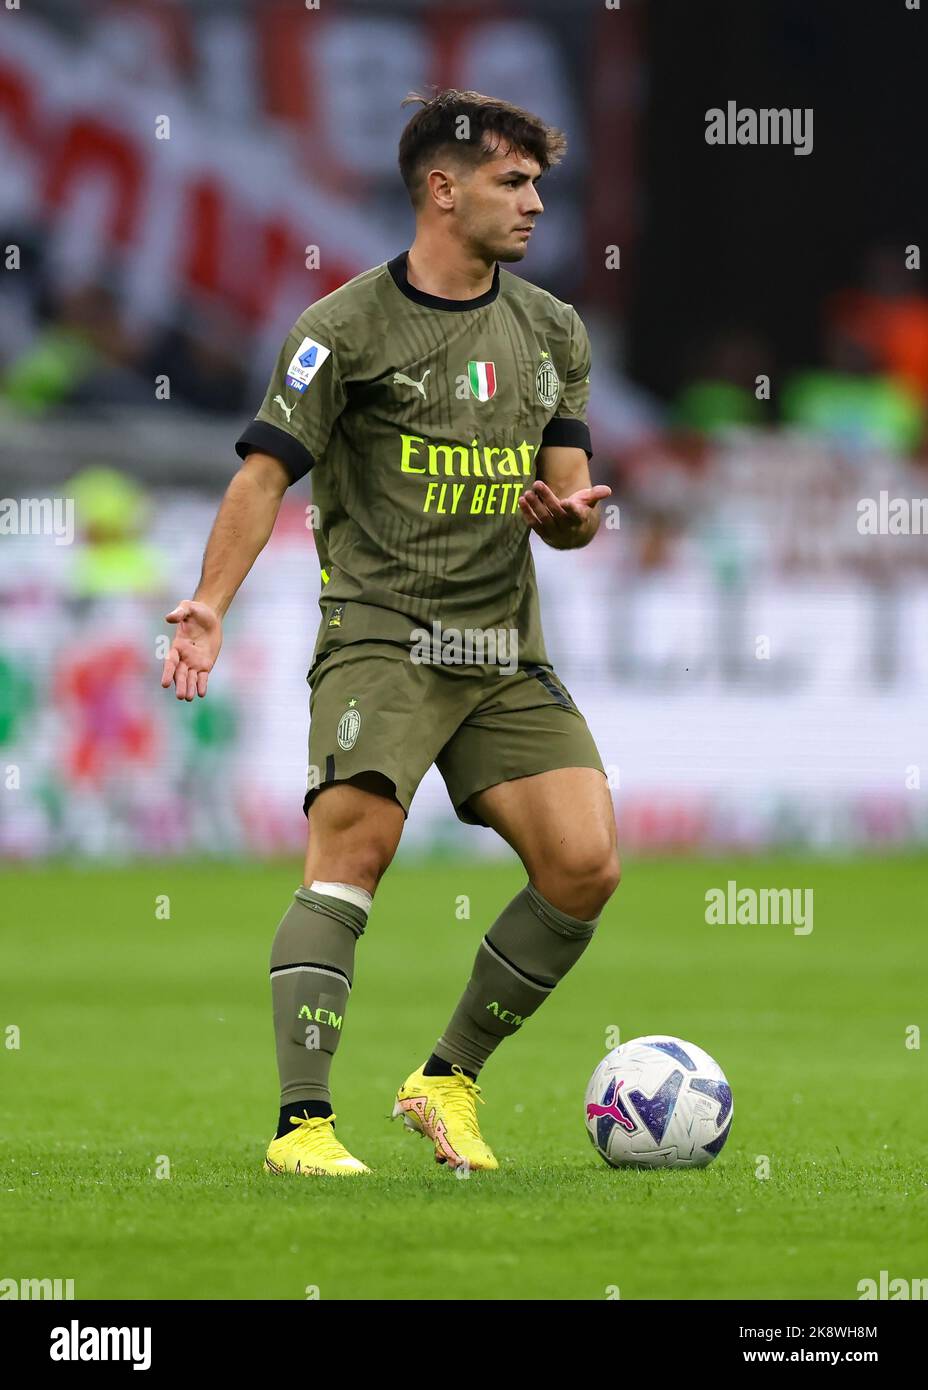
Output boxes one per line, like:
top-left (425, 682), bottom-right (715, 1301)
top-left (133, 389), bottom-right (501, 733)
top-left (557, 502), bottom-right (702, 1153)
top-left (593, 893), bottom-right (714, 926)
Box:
top-left (161, 90), bottom-right (621, 1176)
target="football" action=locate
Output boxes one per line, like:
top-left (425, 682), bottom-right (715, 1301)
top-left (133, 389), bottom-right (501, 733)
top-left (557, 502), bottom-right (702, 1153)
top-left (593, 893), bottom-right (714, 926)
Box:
top-left (585, 1035), bottom-right (733, 1168)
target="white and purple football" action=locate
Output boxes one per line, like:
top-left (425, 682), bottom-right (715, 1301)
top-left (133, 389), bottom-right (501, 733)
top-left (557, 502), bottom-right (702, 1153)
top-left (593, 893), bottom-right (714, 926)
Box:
top-left (585, 1035), bottom-right (733, 1168)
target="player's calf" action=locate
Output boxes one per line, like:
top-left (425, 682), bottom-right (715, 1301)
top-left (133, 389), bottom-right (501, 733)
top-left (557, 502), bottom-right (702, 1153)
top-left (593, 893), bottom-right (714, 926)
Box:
top-left (265, 774), bottom-right (404, 1169)
top-left (393, 880), bottom-right (611, 1173)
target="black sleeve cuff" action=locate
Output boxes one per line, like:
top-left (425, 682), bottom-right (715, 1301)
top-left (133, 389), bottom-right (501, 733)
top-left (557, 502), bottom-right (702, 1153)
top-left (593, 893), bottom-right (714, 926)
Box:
top-left (540, 416), bottom-right (592, 458)
top-left (234, 420), bottom-right (316, 483)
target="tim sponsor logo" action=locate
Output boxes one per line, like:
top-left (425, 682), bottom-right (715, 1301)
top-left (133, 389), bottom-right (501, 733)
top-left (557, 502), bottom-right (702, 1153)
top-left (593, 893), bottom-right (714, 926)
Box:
top-left (50, 1320), bottom-right (152, 1371)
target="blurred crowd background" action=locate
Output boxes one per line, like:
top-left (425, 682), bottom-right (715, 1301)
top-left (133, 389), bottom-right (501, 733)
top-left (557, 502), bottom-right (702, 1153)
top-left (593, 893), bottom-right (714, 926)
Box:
top-left (1, 0), bottom-right (926, 860)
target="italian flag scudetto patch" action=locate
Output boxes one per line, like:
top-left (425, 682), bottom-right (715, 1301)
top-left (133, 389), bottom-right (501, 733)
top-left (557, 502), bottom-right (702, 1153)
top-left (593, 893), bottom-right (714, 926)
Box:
top-left (467, 360), bottom-right (497, 401)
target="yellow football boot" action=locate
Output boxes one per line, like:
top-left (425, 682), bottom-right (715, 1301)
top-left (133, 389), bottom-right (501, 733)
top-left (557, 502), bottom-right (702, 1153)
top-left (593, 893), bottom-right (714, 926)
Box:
top-left (392, 1063), bottom-right (499, 1171)
top-left (264, 1113), bottom-right (370, 1177)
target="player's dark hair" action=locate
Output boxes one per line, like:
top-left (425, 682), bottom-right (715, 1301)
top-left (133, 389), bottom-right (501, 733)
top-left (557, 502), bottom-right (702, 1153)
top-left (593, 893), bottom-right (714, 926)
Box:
top-left (398, 89), bottom-right (567, 208)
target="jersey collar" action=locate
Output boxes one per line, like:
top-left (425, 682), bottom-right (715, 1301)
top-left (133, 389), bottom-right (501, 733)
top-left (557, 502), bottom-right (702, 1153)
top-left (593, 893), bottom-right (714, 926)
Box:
top-left (387, 251), bottom-right (499, 311)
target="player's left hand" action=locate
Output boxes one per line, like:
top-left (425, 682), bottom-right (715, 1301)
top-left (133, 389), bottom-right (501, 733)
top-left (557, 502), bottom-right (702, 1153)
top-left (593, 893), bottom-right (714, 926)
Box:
top-left (518, 479), bottom-right (612, 546)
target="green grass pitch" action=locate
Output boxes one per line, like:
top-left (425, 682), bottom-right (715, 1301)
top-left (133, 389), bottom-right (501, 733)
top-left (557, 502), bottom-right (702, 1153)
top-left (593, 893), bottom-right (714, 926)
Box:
top-left (1, 855), bottom-right (925, 1300)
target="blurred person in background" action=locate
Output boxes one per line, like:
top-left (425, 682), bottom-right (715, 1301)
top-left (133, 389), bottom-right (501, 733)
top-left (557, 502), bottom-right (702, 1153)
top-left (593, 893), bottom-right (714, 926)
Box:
top-left (827, 242), bottom-right (928, 404)
top-left (66, 466), bottom-right (165, 603)
top-left (671, 327), bottom-right (772, 435)
top-left (143, 306), bottom-right (249, 415)
top-left (782, 250), bottom-right (926, 456)
top-left (1, 279), bottom-right (154, 414)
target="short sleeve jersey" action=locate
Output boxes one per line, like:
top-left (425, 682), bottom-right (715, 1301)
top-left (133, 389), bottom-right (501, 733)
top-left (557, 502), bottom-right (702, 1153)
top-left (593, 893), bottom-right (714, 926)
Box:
top-left (236, 252), bottom-right (593, 671)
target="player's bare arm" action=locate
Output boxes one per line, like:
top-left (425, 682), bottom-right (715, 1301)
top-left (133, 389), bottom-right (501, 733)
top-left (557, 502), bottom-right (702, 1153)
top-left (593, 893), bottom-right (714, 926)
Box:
top-left (519, 444), bottom-right (611, 549)
top-left (160, 451), bottom-right (289, 701)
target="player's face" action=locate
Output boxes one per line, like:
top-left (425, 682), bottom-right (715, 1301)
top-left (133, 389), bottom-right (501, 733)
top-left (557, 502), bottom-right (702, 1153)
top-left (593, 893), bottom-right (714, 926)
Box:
top-left (457, 147), bottom-right (545, 263)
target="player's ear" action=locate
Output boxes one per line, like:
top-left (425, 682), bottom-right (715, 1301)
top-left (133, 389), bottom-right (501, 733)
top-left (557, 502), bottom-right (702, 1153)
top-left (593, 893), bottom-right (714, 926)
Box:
top-left (425, 167), bottom-right (455, 211)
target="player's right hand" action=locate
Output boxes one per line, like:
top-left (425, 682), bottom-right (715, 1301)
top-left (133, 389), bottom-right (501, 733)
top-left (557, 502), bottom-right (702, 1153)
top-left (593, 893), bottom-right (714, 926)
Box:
top-left (160, 600), bottom-right (223, 701)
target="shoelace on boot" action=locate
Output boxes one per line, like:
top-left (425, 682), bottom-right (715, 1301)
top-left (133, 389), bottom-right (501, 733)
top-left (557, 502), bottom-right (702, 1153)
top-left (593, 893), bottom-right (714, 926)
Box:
top-left (288, 1113), bottom-right (348, 1160)
top-left (431, 1065), bottom-right (485, 1140)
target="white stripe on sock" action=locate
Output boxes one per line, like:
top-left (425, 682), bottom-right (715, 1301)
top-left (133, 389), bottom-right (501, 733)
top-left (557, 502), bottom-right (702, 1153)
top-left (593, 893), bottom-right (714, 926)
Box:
top-left (270, 964), bottom-right (351, 991)
top-left (310, 880), bottom-right (373, 915)
top-left (481, 936), bottom-right (552, 992)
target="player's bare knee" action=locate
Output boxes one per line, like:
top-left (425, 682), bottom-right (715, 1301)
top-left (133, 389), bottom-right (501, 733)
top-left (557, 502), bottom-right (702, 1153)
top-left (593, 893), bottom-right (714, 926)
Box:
top-left (303, 843), bottom-right (391, 898)
top-left (605, 847), bottom-right (622, 898)
top-left (588, 831), bottom-right (622, 902)
top-left (350, 833), bottom-right (399, 890)
top-left (533, 849), bottom-right (619, 921)
top-left (304, 780), bottom-right (404, 894)
top-left (308, 816), bottom-right (398, 888)
top-left (578, 864), bottom-right (620, 919)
